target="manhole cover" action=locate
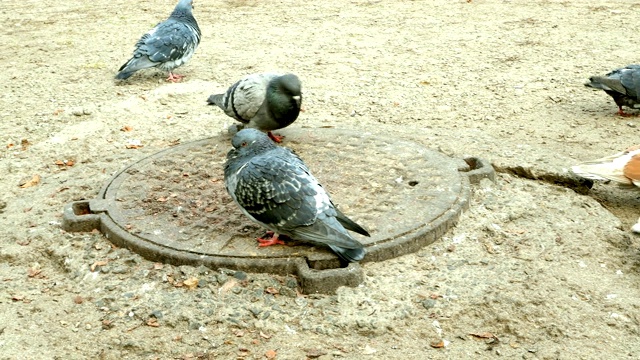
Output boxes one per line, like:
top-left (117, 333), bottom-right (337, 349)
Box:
top-left (62, 128), bottom-right (493, 293)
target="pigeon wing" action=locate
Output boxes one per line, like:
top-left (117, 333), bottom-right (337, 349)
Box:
top-left (233, 150), bottom-right (317, 229)
top-left (214, 74), bottom-right (277, 122)
top-left (619, 66), bottom-right (640, 98)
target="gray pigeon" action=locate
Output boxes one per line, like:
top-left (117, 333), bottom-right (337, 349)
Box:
top-left (116, 0), bottom-right (201, 82)
top-left (224, 129), bottom-right (369, 262)
top-left (585, 65), bottom-right (640, 116)
top-left (208, 73), bottom-right (302, 143)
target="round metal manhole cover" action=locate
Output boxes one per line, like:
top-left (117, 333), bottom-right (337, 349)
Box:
top-left (62, 128), bottom-right (493, 293)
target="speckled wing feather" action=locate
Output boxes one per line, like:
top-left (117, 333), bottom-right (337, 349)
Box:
top-left (207, 73), bottom-right (275, 123)
top-left (230, 148), bottom-right (365, 252)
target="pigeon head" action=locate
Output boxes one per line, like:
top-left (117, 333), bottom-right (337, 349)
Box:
top-left (278, 74), bottom-right (302, 105)
top-left (173, 0), bottom-right (195, 14)
top-left (230, 129), bottom-right (277, 155)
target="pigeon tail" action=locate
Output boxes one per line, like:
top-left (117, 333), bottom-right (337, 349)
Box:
top-left (335, 208), bottom-right (370, 237)
top-left (115, 70), bottom-right (135, 80)
top-left (571, 160), bottom-right (631, 185)
top-left (116, 56), bottom-right (156, 80)
top-left (328, 244), bottom-right (366, 262)
top-left (207, 93), bottom-right (224, 106)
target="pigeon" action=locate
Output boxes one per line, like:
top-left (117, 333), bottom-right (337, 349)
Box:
top-left (571, 145), bottom-right (640, 233)
top-left (224, 128), bottom-right (369, 262)
top-left (571, 145), bottom-right (640, 186)
top-left (208, 73), bottom-right (302, 143)
top-left (116, 0), bottom-right (201, 82)
top-left (585, 65), bottom-right (640, 116)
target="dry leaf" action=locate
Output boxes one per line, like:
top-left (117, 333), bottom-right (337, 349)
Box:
top-left (183, 277), bottom-right (199, 290)
top-left (146, 318), bottom-right (160, 327)
top-left (27, 268), bottom-right (42, 278)
top-left (11, 295), bottom-right (25, 302)
top-left (265, 349), bottom-right (277, 359)
top-left (19, 174), bottom-right (40, 188)
top-left (430, 340), bottom-right (445, 348)
top-left (90, 260), bottom-right (108, 272)
top-left (265, 287), bottom-right (279, 295)
top-left (157, 197), bottom-right (168, 202)
top-left (21, 139), bottom-right (30, 151)
top-left (121, 125), bottom-right (133, 132)
top-left (6, 143), bottom-right (14, 149)
top-left (73, 295), bottom-right (84, 304)
top-left (125, 144), bottom-right (143, 149)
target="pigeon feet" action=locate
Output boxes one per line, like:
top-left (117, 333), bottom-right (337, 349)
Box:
top-left (617, 107), bottom-right (637, 117)
top-left (268, 131), bottom-right (285, 143)
top-left (166, 72), bottom-right (185, 82)
top-left (257, 231), bottom-right (286, 247)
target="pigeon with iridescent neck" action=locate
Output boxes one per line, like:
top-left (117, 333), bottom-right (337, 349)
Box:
top-left (224, 129), bottom-right (369, 262)
top-left (208, 73), bottom-right (302, 142)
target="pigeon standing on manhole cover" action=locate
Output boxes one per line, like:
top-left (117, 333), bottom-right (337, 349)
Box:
top-left (224, 129), bottom-right (370, 263)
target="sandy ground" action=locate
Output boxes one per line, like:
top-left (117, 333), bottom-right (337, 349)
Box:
top-left (2, 0), bottom-right (640, 358)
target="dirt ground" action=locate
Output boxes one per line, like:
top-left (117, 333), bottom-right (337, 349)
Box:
top-left (2, 0), bottom-right (640, 358)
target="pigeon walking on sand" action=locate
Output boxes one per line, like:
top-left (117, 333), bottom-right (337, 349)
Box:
top-left (208, 73), bottom-right (302, 143)
top-left (116, 0), bottom-right (201, 82)
top-left (224, 129), bottom-right (369, 262)
top-left (585, 65), bottom-right (640, 116)
top-left (571, 145), bottom-right (640, 233)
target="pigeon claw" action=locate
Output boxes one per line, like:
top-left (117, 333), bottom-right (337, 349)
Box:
top-left (268, 131), bottom-right (285, 143)
top-left (166, 72), bottom-right (185, 82)
top-left (257, 232), bottom-right (286, 247)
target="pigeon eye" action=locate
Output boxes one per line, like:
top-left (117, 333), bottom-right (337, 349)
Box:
top-left (241, 142), bottom-right (248, 147)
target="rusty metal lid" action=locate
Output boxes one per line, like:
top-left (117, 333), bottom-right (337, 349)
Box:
top-left (62, 128), bottom-right (493, 293)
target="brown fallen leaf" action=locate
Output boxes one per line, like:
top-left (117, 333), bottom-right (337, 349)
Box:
top-left (430, 340), bottom-right (446, 348)
top-left (21, 139), bottom-right (30, 151)
top-left (19, 174), bottom-right (40, 188)
top-left (265, 349), bottom-right (277, 359)
top-left (90, 260), bottom-right (108, 272)
top-left (265, 287), bottom-right (279, 295)
top-left (125, 144), bottom-right (143, 149)
top-left (54, 160), bottom-right (74, 167)
top-left (11, 295), bottom-right (24, 302)
top-left (6, 143), bottom-right (14, 149)
top-left (183, 277), bottom-right (199, 290)
top-left (146, 317), bottom-right (160, 327)
top-left (121, 125), bottom-right (133, 132)
top-left (27, 267), bottom-right (42, 278)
